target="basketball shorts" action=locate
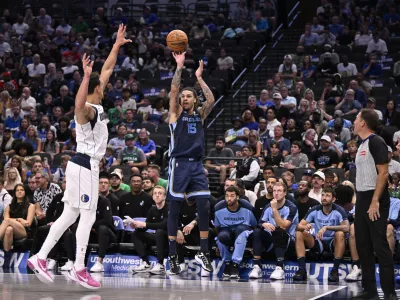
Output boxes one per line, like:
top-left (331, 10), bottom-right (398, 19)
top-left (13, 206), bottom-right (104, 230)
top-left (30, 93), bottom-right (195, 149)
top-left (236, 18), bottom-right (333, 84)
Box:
top-left (167, 157), bottom-right (210, 201)
top-left (62, 153), bottom-right (99, 210)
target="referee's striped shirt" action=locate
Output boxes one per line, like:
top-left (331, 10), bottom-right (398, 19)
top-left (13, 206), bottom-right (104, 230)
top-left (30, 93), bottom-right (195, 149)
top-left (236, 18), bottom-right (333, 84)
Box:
top-left (355, 134), bottom-right (389, 195)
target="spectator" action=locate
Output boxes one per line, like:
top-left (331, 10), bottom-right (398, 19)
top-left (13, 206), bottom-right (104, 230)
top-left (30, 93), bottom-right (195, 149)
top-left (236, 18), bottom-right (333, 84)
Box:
top-left (6, 156), bottom-right (27, 183)
top-left (110, 169), bottom-right (130, 196)
top-left (217, 48), bottom-right (234, 71)
top-left (284, 118), bottom-right (302, 144)
top-left (4, 167), bottom-right (22, 194)
top-left (142, 5), bottom-right (159, 26)
top-left (242, 95), bottom-right (265, 122)
top-left (52, 155), bottom-right (70, 184)
top-left (376, 19), bottom-right (390, 42)
top-left (122, 52), bottom-right (143, 73)
top-left (383, 99), bottom-right (400, 128)
top-left (62, 128), bottom-right (76, 153)
top-left (329, 117), bottom-right (351, 144)
top-left (278, 55), bottom-right (297, 88)
top-left (233, 145), bottom-right (260, 189)
top-left (205, 137), bottom-right (234, 186)
top-left (336, 26), bottom-right (354, 47)
top-left (37, 115), bottom-right (57, 141)
top-left (24, 125), bottom-right (41, 152)
top-left (291, 46), bottom-right (305, 68)
top-left (264, 125), bottom-right (291, 157)
top-left (114, 134), bottom-right (147, 174)
top-left (300, 55), bottom-right (316, 80)
top-left (137, 97), bottom-right (152, 116)
top-left (316, 53), bottom-right (338, 77)
top-left (53, 85), bottom-right (74, 118)
top-left (129, 185), bottom-right (168, 275)
top-left (5, 105), bottom-right (22, 131)
top-left (366, 97), bottom-right (383, 120)
top-left (348, 80), bottom-right (368, 106)
top-left (355, 24), bottom-right (372, 46)
top-left (247, 130), bottom-right (263, 157)
top-left (264, 141), bottom-right (283, 167)
top-left (273, 73), bottom-right (284, 91)
top-left (270, 93), bottom-right (290, 126)
top-left (253, 10), bottom-right (269, 32)
top-left (265, 78), bottom-right (276, 95)
top-left (108, 97), bottom-right (126, 127)
top-left (257, 90), bottom-right (273, 111)
top-left (112, 7), bottom-right (128, 27)
top-left (215, 186), bottom-right (256, 278)
top-left (225, 117), bottom-right (249, 147)
top-left (39, 130), bottom-right (60, 155)
top-left (308, 171), bottom-right (325, 202)
top-left (0, 184), bottom-right (35, 251)
top-left (311, 109), bottom-right (328, 136)
top-left (366, 30), bottom-right (388, 56)
top-left (265, 108), bottom-right (281, 138)
top-left (338, 140), bottom-right (357, 174)
top-left (299, 24), bottom-right (319, 46)
top-left (310, 135), bottom-right (340, 170)
top-left (19, 87), bottom-right (36, 117)
top-left (142, 52), bottom-right (158, 74)
top-left (232, 0), bottom-right (249, 23)
top-left (283, 141), bottom-right (309, 169)
top-left (147, 165), bottom-right (167, 189)
top-left (56, 18), bottom-right (71, 34)
top-left (222, 21), bottom-right (244, 40)
top-left (279, 86), bottom-right (297, 113)
top-left (12, 16), bottom-right (29, 36)
top-left (317, 25), bottom-right (336, 47)
top-left (242, 110), bottom-right (259, 131)
top-left (27, 54), bottom-right (46, 79)
top-left (144, 98), bottom-right (168, 125)
top-left (329, 15), bottom-right (344, 37)
top-left (293, 187), bottom-right (349, 282)
top-left (384, 4), bottom-right (400, 30)
top-left (394, 54), bottom-right (400, 86)
top-left (0, 33), bottom-right (11, 56)
top-left (337, 55), bottom-right (358, 77)
top-left (189, 18), bottom-right (211, 40)
top-left (249, 182), bottom-right (298, 280)
top-left (43, 63), bottom-right (57, 88)
top-left (324, 128), bottom-right (343, 157)
top-left (33, 171), bottom-right (62, 226)
top-left (73, 16), bottom-right (89, 34)
top-left (108, 124), bottom-right (128, 153)
top-left (61, 56), bottom-right (79, 77)
top-left (118, 109), bottom-right (138, 133)
top-left (37, 8), bottom-right (52, 30)
top-left (388, 146), bottom-right (400, 176)
top-left (135, 129), bottom-right (156, 160)
top-left (257, 118), bottom-right (271, 145)
top-left (0, 177), bottom-right (12, 209)
top-left (335, 89), bottom-right (362, 118)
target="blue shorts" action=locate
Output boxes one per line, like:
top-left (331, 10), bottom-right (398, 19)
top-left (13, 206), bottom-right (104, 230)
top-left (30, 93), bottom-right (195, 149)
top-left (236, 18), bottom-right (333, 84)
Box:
top-left (167, 157), bottom-right (210, 201)
top-left (313, 237), bottom-right (334, 253)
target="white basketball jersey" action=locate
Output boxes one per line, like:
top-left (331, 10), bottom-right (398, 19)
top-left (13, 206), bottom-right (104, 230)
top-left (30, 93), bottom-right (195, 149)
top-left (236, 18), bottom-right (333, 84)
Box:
top-left (75, 103), bottom-right (109, 161)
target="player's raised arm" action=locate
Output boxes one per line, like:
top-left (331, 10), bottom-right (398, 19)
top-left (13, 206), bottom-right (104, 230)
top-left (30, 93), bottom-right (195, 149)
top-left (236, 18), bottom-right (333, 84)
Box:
top-left (196, 60), bottom-right (215, 121)
top-left (99, 24), bottom-right (132, 89)
top-left (169, 52), bottom-right (185, 123)
top-left (75, 54), bottom-right (94, 120)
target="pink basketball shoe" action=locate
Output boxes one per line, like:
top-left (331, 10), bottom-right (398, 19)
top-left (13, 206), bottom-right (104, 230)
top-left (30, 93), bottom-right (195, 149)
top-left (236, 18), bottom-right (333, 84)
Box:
top-left (68, 266), bottom-right (101, 290)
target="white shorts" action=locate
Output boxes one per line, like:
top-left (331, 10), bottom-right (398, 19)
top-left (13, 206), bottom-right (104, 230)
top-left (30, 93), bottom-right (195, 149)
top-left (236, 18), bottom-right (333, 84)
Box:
top-left (62, 153), bottom-right (99, 210)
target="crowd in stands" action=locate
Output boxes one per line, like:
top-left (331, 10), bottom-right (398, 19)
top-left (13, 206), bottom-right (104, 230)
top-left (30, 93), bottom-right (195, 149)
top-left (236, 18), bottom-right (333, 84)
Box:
top-left (2, 0), bottom-right (400, 282)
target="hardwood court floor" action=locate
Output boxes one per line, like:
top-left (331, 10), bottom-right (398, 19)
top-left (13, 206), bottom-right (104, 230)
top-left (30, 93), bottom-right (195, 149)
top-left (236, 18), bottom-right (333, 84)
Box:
top-left (0, 269), bottom-right (394, 300)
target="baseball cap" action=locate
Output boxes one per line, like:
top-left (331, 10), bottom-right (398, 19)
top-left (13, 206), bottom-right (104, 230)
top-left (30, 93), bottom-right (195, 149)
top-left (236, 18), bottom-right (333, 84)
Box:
top-left (232, 116), bottom-right (243, 124)
top-left (313, 171), bottom-right (325, 181)
top-left (125, 133), bottom-right (135, 141)
top-left (110, 169), bottom-right (123, 180)
top-left (333, 73), bottom-right (341, 78)
top-left (99, 171), bottom-right (110, 179)
top-left (114, 96), bottom-right (123, 101)
top-left (326, 128), bottom-right (336, 134)
top-left (273, 93), bottom-right (282, 100)
top-left (320, 135), bottom-right (331, 143)
top-left (367, 97), bottom-right (376, 103)
top-left (388, 146), bottom-right (393, 153)
top-left (284, 54), bottom-right (292, 60)
top-left (303, 169), bottom-right (314, 176)
top-left (324, 44), bottom-right (332, 49)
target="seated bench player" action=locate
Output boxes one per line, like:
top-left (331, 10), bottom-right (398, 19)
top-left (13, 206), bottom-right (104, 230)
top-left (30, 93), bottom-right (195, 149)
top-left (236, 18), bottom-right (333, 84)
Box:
top-left (346, 197), bottom-right (400, 281)
top-left (249, 182), bottom-right (299, 279)
top-left (214, 186), bottom-right (257, 279)
top-left (293, 187), bottom-right (349, 282)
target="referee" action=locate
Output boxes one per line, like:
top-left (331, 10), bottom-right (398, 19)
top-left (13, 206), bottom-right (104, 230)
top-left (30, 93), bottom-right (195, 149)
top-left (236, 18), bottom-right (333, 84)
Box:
top-left (352, 109), bottom-right (396, 300)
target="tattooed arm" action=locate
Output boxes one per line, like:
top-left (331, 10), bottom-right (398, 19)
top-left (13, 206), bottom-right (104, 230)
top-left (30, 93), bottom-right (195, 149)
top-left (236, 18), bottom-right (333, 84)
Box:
top-left (196, 60), bottom-right (215, 121)
top-left (169, 52), bottom-right (185, 124)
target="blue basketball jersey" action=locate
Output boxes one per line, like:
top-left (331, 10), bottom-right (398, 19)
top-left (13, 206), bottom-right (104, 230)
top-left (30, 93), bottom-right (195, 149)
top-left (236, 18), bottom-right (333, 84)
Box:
top-left (214, 199), bottom-right (257, 228)
top-left (169, 110), bottom-right (204, 159)
top-left (304, 204), bottom-right (348, 240)
top-left (389, 197), bottom-right (400, 222)
top-left (260, 200), bottom-right (299, 236)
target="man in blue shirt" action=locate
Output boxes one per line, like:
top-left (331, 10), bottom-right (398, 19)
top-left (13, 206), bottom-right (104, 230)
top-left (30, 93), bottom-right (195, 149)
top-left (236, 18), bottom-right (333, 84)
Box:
top-left (249, 182), bottom-right (299, 279)
top-left (214, 186), bottom-right (257, 279)
top-left (362, 54), bottom-right (382, 79)
top-left (253, 11), bottom-right (269, 32)
top-left (329, 16), bottom-right (344, 37)
top-left (293, 187), bottom-right (349, 282)
top-left (142, 6), bottom-right (158, 26)
top-left (5, 106), bottom-right (22, 131)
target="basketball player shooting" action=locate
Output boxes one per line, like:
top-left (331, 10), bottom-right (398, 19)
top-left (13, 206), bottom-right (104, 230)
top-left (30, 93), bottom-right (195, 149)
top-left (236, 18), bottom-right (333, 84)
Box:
top-left (27, 24), bottom-right (131, 290)
top-left (167, 52), bottom-right (215, 275)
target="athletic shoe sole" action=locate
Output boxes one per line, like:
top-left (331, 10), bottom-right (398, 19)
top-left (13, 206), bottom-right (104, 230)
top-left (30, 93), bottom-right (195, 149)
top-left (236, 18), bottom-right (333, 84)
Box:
top-left (27, 259), bottom-right (54, 284)
top-left (194, 255), bottom-right (213, 272)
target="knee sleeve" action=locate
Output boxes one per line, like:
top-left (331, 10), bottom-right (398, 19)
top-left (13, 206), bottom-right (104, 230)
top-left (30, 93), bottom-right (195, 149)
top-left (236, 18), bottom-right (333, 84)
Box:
top-left (167, 201), bottom-right (183, 236)
top-left (195, 198), bottom-right (210, 232)
top-left (272, 228), bottom-right (290, 248)
top-left (217, 230), bottom-right (233, 246)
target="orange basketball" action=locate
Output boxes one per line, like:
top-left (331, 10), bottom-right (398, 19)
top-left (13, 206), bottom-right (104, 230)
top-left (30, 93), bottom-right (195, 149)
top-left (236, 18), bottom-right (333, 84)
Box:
top-left (166, 30), bottom-right (188, 53)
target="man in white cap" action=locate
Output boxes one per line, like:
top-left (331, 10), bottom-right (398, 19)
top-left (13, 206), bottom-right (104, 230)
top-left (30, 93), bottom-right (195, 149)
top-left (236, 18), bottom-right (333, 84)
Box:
top-left (388, 146), bottom-right (400, 176)
top-left (366, 97), bottom-right (383, 120)
top-left (271, 92), bottom-right (290, 126)
top-left (278, 54), bottom-right (297, 88)
top-left (308, 171), bottom-right (325, 202)
top-left (110, 168), bottom-right (131, 197)
top-left (309, 135), bottom-right (339, 170)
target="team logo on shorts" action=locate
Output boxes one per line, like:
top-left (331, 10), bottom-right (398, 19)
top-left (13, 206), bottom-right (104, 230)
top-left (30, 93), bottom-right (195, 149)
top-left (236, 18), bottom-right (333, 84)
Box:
top-left (81, 194), bottom-right (90, 203)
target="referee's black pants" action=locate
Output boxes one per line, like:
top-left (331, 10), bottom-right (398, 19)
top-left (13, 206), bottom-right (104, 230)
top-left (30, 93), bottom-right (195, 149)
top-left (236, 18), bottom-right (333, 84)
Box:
top-left (131, 229), bottom-right (168, 264)
top-left (355, 191), bottom-right (395, 295)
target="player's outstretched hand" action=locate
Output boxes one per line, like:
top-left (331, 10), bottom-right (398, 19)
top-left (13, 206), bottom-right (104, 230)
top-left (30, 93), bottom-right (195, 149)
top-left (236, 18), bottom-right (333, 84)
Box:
top-left (195, 60), bottom-right (204, 78)
top-left (82, 53), bottom-right (94, 78)
top-left (172, 51), bottom-right (186, 68)
top-left (116, 24), bottom-right (132, 46)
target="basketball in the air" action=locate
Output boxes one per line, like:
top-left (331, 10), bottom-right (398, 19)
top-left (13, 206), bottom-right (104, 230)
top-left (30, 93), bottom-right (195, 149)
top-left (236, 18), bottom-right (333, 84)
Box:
top-left (166, 30), bottom-right (188, 52)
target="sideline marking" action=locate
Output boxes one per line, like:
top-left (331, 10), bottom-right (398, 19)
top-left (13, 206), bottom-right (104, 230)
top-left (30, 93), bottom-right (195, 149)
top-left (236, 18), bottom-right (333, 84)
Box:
top-left (308, 286), bottom-right (347, 300)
